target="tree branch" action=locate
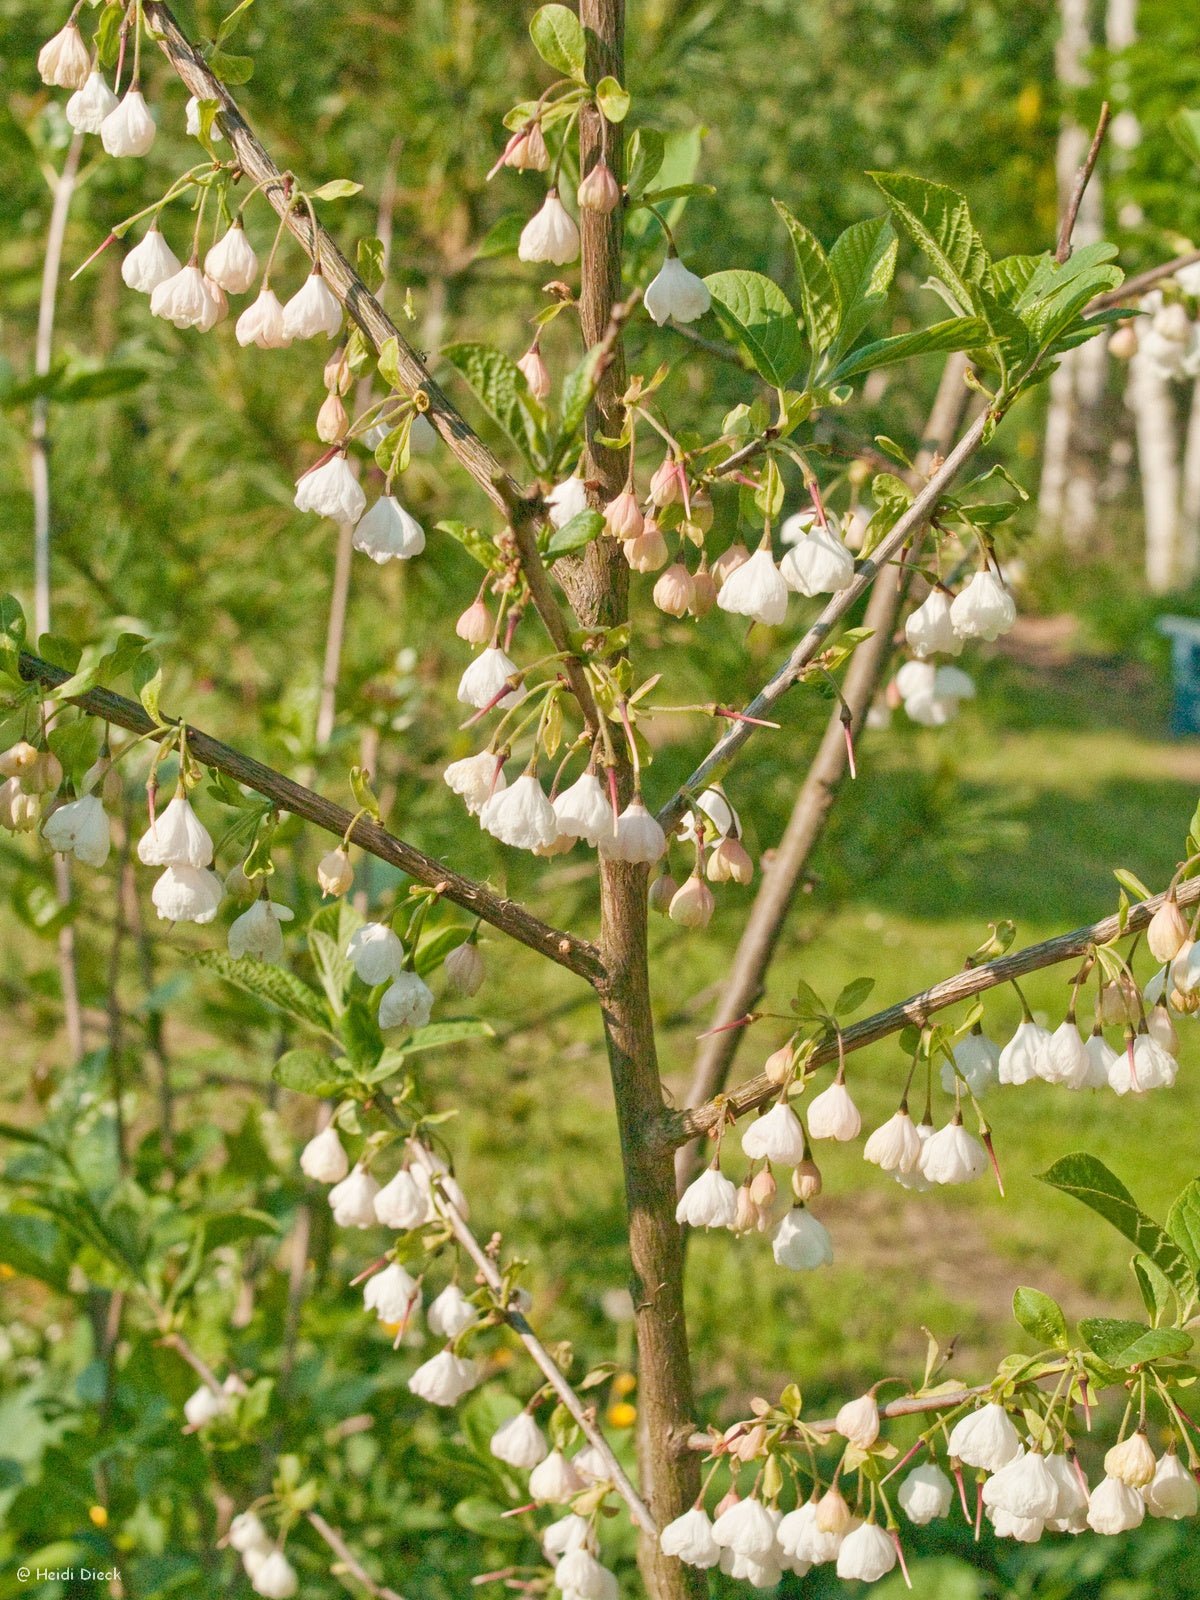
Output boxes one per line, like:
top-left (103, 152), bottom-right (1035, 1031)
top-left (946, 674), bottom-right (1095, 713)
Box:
top-left (17, 650), bottom-right (604, 985)
top-left (1056, 102), bottom-right (1111, 264)
top-left (684, 1382), bottom-right (995, 1454)
top-left (143, 2), bottom-right (602, 738)
top-left (306, 1511), bottom-right (406, 1600)
top-left (661, 871), bottom-right (1200, 1148)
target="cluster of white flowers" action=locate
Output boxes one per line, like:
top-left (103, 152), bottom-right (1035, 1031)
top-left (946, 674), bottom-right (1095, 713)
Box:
top-left (0, 740), bottom-right (114, 865)
top-left (228, 1511), bottom-right (298, 1598)
top-left (891, 565), bottom-right (1018, 726)
top-left (1129, 279), bottom-right (1200, 382)
top-left (137, 793), bottom-right (224, 925)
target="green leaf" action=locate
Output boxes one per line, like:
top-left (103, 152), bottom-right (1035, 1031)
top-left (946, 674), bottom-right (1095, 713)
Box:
top-left (1012, 1286), bottom-right (1068, 1349)
top-left (388, 1020), bottom-right (495, 1056)
top-left (869, 172), bottom-right (988, 315)
top-left (529, 4), bottom-right (586, 79)
top-left (272, 1048), bottom-right (347, 1098)
top-left (827, 217), bottom-right (898, 352)
top-left (442, 342), bottom-right (545, 468)
top-left (1132, 1254), bottom-right (1178, 1326)
top-left (475, 212), bottom-right (525, 261)
top-left (595, 76), bottom-right (629, 122)
top-left (310, 179), bottom-right (363, 202)
top-left (0, 1213), bottom-right (71, 1292)
top-left (703, 270), bottom-right (803, 387)
top-left (773, 200), bottom-right (840, 354)
top-left (196, 951), bottom-right (332, 1034)
top-left (204, 1209), bottom-right (279, 1248)
top-left (625, 127), bottom-right (665, 198)
top-left (357, 236), bottom-right (385, 292)
top-left (215, 0), bottom-right (256, 46)
top-left (831, 317), bottom-right (988, 384)
top-left (1078, 1317), bottom-right (1192, 1369)
top-left (833, 976), bottom-right (875, 1017)
top-left (1038, 1153), bottom-right (1196, 1298)
top-left (1170, 108), bottom-right (1200, 167)
top-left (547, 509), bottom-right (604, 556)
top-left (1166, 1178), bottom-right (1200, 1278)
top-left (0, 595), bottom-right (26, 642)
top-left (1113, 867), bottom-right (1152, 901)
top-left (55, 364), bottom-right (148, 402)
top-left (207, 48), bottom-right (254, 85)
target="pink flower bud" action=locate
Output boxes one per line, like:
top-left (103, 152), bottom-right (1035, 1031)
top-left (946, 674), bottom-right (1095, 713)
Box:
top-left (577, 160), bottom-right (621, 214)
top-left (712, 541), bottom-right (751, 586)
top-left (604, 490), bottom-right (644, 541)
top-left (316, 392), bottom-right (349, 443)
top-left (792, 1158), bottom-right (822, 1201)
top-left (653, 563), bottom-right (695, 618)
top-left (748, 1168), bottom-right (776, 1208)
top-left (688, 567), bottom-right (718, 617)
top-left (517, 343), bottom-right (551, 402)
top-left (455, 599), bottom-right (492, 645)
top-left (324, 347), bottom-right (353, 394)
top-left (506, 122), bottom-right (549, 172)
top-left (765, 1044), bottom-right (793, 1084)
top-left (624, 522), bottom-right (669, 572)
top-left (669, 874), bottom-right (714, 928)
top-left (648, 873), bottom-right (678, 914)
top-left (707, 836), bottom-right (753, 884)
top-left (650, 455), bottom-right (684, 507)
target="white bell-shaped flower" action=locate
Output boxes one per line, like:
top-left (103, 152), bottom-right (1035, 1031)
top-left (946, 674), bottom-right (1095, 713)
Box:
top-left (943, 1029), bottom-right (1001, 1096)
top-left (317, 847), bottom-right (353, 897)
top-left (863, 1107), bottom-right (922, 1174)
top-left (893, 1121), bottom-right (935, 1192)
top-left (898, 1462), bottom-right (954, 1525)
top-left (542, 1513), bottom-right (590, 1559)
top-left (281, 270), bottom-right (343, 339)
top-left (675, 1167), bottom-right (738, 1229)
top-left (38, 21), bottom-right (91, 88)
top-left (204, 221), bottom-right (258, 294)
top-left (183, 1383), bottom-right (229, 1429)
top-left (427, 1283), bottom-right (476, 1338)
top-left (149, 263), bottom-right (220, 330)
top-left (1105, 1431), bottom-right (1157, 1488)
top-left (529, 1447), bottom-right (584, 1503)
top-left (299, 1124), bottom-right (348, 1184)
top-left (228, 899), bottom-right (294, 963)
top-left (1087, 1474), bottom-right (1146, 1534)
top-left (444, 752), bottom-right (505, 815)
top-left (457, 646), bottom-right (525, 710)
top-left (518, 190), bottom-right (580, 265)
top-left (772, 1205), bottom-right (833, 1270)
top-left (151, 865), bottom-right (224, 924)
top-left (835, 1392), bottom-right (880, 1448)
top-left (1144, 1451), bottom-right (1200, 1519)
top-left (1126, 1030), bottom-right (1178, 1093)
top-left (949, 570), bottom-right (1016, 641)
top-left (235, 287), bottom-right (292, 348)
top-left (982, 1450), bottom-right (1061, 1520)
top-left (554, 1550), bottom-right (618, 1600)
top-left (1044, 1453), bottom-right (1089, 1532)
top-left (229, 1511), bottom-right (270, 1554)
top-left (378, 970), bottom-right (434, 1030)
top-left (780, 524), bottom-right (855, 597)
top-left (346, 922), bottom-right (404, 985)
top-left (599, 799), bottom-right (667, 864)
top-left (1084, 1029), bottom-right (1120, 1089)
top-left (644, 254), bottom-right (712, 326)
top-left (353, 496), bottom-right (425, 563)
top-left (363, 1261), bottom-right (420, 1324)
top-left (711, 1495), bottom-right (778, 1558)
top-left (988, 1506), bottom-right (1044, 1542)
top-left (918, 1119), bottom-right (987, 1184)
top-left (553, 771), bottom-right (615, 848)
top-left (905, 588), bottom-right (963, 658)
top-left (373, 1167), bottom-right (426, 1229)
top-left (717, 547), bottom-right (789, 626)
top-left (294, 455), bottom-right (367, 523)
top-left (546, 474), bottom-right (589, 528)
top-left (479, 773), bottom-right (558, 851)
top-left (43, 795), bottom-right (111, 867)
top-left (1039, 1019), bottom-right (1091, 1087)
top-left (328, 1164), bottom-right (380, 1228)
top-left (67, 70), bottom-right (120, 133)
top-left (122, 227), bottom-right (182, 294)
top-left (249, 1551), bottom-right (297, 1599)
top-left (835, 1521), bottom-right (895, 1583)
top-left (999, 1018), bottom-right (1051, 1085)
top-left (806, 1080), bottom-right (861, 1141)
top-left (678, 787), bottom-right (741, 844)
top-left (408, 1349), bottom-right (478, 1407)
top-left (741, 1101), bottom-right (807, 1164)
top-left (100, 88), bottom-right (157, 157)
top-left (946, 1402), bottom-right (1020, 1471)
top-left (660, 1506), bottom-right (721, 1569)
top-left (490, 1410), bottom-right (549, 1470)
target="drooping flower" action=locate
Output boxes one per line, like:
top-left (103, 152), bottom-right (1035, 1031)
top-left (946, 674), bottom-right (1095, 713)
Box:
top-left (444, 942), bottom-right (486, 997)
top-left (281, 270), bottom-right (343, 340)
top-left (350, 495), bottom-right (426, 563)
top-left (294, 455), bottom-right (367, 523)
top-left (835, 1521), bottom-right (896, 1583)
top-left (555, 1550), bottom-right (619, 1600)
top-left (1044, 1453), bottom-right (1090, 1532)
top-left (780, 524), bottom-right (855, 597)
top-left (542, 1513), bottom-right (590, 1559)
top-left (943, 1029), bottom-right (1001, 1096)
top-left (707, 836), bottom-right (753, 884)
top-left (660, 1507), bottom-right (721, 1569)
top-left (949, 570), bottom-right (1017, 641)
top-left (644, 254), bottom-right (712, 326)
top-left (378, 971), bottom-right (435, 1030)
top-left (668, 874), bottom-right (714, 928)
top-left (444, 752), bottom-right (505, 815)
top-left (1144, 1451), bottom-right (1200, 1519)
top-left (427, 1283), bottom-right (476, 1339)
top-left (577, 159), bottom-right (622, 214)
top-left (711, 1495), bottom-right (779, 1559)
top-left (66, 71), bottom-right (119, 134)
top-left (363, 1261), bottom-right (420, 1325)
top-left (529, 1447), bottom-right (585, 1503)
top-left (235, 287), bottom-right (292, 349)
top-left (299, 1124), bottom-right (348, 1184)
top-left (373, 1167), bottom-right (426, 1230)
top-left (652, 563), bottom-right (695, 617)
top-left (898, 1462), bottom-right (954, 1525)
top-left (988, 1507), bottom-right (1044, 1543)
top-left (347, 922), bottom-right (404, 985)
top-left (490, 1409), bottom-right (549, 1470)
top-left (624, 523), bottom-right (669, 572)
top-left (457, 646), bottom-right (525, 710)
top-left (717, 547), bottom-right (789, 626)
top-left (317, 847), bottom-right (353, 897)
top-left (946, 1403), bottom-right (1021, 1471)
top-left (151, 865), bottom-right (224, 924)
top-left (1039, 1019), bottom-right (1091, 1087)
top-left (772, 1205), bottom-right (833, 1270)
top-left (505, 122), bottom-right (549, 172)
top-left (675, 1167), bottom-right (738, 1229)
top-left (905, 588), bottom-right (963, 658)
top-left (38, 21), bottom-right (92, 88)
top-left (1105, 1430), bottom-right (1157, 1489)
top-left (100, 88), bottom-right (157, 158)
top-left (518, 191), bottom-right (580, 265)
top-left (713, 541), bottom-right (751, 585)
top-left (409, 1348), bottom-right (479, 1407)
top-left (835, 1392), bottom-right (881, 1449)
top-left (122, 226), bottom-right (182, 294)
top-left (599, 799), bottom-right (666, 864)
top-left (1086, 1474), bottom-right (1146, 1535)
top-left (741, 1101), bottom-right (807, 1165)
top-left (603, 490), bottom-right (643, 541)
top-left (999, 1018), bottom-right (1052, 1085)
top-left (456, 600), bottom-right (492, 645)
top-left (204, 221), bottom-right (259, 294)
top-left (806, 1080), bottom-right (861, 1142)
top-left (228, 899), bottom-right (294, 963)
top-left (149, 263), bottom-right (221, 330)
top-left (863, 1107), bottom-right (923, 1174)
top-left (479, 773), bottom-right (558, 851)
top-left (43, 795), bottom-right (111, 867)
top-left (918, 1119), bottom-right (987, 1184)
top-left (1147, 895), bottom-right (1189, 963)
top-left (249, 1551), bottom-right (298, 1599)
top-left (546, 474), bottom-right (590, 528)
top-left (982, 1451), bottom-right (1061, 1520)
top-left (679, 788), bottom-right (741, 845)
top-left (553, 771), bottom-right (615, 848)
top-left (183, 1383), bottom-right (229, 1429)
top-left (229, 1511), bottom-right (271, 1554)
top-left (185, 93), bottom-right (223, 140)
top-left (328, 1164), bottom-right (380, 1228)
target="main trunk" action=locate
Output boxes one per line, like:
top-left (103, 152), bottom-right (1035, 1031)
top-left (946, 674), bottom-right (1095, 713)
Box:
top-left (573, 3), bottom-right (704, 1594)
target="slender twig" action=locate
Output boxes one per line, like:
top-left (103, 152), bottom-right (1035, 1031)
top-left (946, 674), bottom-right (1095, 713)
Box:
top-left (17, 651), bottom-right (604, 984)
top-left (1088, 248), bottom-right (1200, 313)
top-left (663, 871), bottom-right (1200, 1147)
top-left (1056, 102), bottom-right (1111, 264)
top-left (684, 1382), bottom-right (996, 1454)
top-left (306, 1511), bottom-right (406, 1600)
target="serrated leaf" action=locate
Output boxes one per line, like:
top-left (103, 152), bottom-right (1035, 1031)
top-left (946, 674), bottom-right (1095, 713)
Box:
top-left (1038, 1153), bottom-right (1196, 1298)
top-left (197, 951), bottom-right (332, 1034)
top-left (827, 217), bottom-right (898, 352)
top-left (272, 1048), bottom-right (348, 1098)
top-left (773, 200), bottom-right (840, 355)
top-left (1166, 1178), bottom-right (1200, 1279)
top-left (831, 317), bottom-right (988, 384)
top-left (1079, 1317), bottom-right (1192, 1369)
top-left (529, 3), bottom-right (586, 78)
top-left (547, 509), bottom-right (604, 557)
top-left (870, 172), bottom-right (988, 315)
top-left (703, 270), bottom-right (803, 387)
top-left (1012, 1286), bottom-right (1068, 1349)
top-left (442, 341), bottom-right (545, 468)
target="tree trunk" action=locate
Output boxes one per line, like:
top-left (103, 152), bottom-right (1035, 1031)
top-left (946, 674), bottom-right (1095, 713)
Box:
top-left (574, 4), bottom-right (703, 1594)
top-left (1179, 375), bottom-right (1200, 585)
top-left (1130, 350), bottom-right (1181, 592)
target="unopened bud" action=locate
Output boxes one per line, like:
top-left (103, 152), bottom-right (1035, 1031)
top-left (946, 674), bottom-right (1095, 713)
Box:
top-left (1147, 895), bottom-right (1189, 964)
top-left (648, 872), bottom-right (678, 915)
top-left (815, 1486), bottom-right (851, 1535)
top-left (0, 741), bottom-right (39, 778)
top-left (224, 864), bottom-right (256, 900)
top-left (317, 847), bottom-right (353, 897)
top-left (316, 392), bottom-right (349, 443)
top-left (577, 160), bottom-right (621, 214)
top-left (732, 1183), bottom-right (760, 1234)
top-left (24, 750), bottom-right (63, 794)
top-left (731, 1422), bottom-right (768, 1463)
top-left (624, 523), bottom-right (669, 573)
top-left (604, 490), bottom-right (644, 542)
top-left (688, 566), bottom-right (717, 617)
top-left (792, 1158), bottom-right (822, 1202)
top-left (669, 873), bottom-right (714, 929)
top-left (1148, 1002), bottom-right (1180, 1056)
top-left (707, 836), bottom-right (753, 884)
top-left (517, 343), bottom-right (551, 402)
top-left (456, 599), bottom-right (492, 645)
top-left (506, 122), bottom-right (549, 172)
top-left (444, 941), bottom-right (486, 997)
top-left (323, 348), bottom-right (353, 395)
top-left (652, 563), bottom-right (695, 618)
top-left (712, 542), bottom-right (750, 586)
top-left (748, 1168), bottom-right (776, 1208)
top-left (765, 1044), bottom-right (794, 1084)
top-left (650, 456), bottom-right (683, 507)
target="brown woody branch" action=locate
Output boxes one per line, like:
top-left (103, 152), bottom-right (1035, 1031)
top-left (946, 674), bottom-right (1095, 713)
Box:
top-left (1056, 103), bottom-right (1111, 265)
top-left (683, 1381), bottom-right (999, 1455)
top-left (17, 650), bottom-right (604, 985)
top-left (661, 872), bottom-right (1200, 1148)
top-left (143, 2), bottom-right (602, 737)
